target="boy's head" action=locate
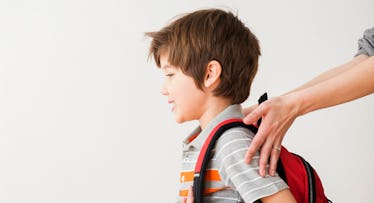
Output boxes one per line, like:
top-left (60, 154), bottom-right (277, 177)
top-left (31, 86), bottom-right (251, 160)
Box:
top-left (147, 8), bottom-right (260, 104)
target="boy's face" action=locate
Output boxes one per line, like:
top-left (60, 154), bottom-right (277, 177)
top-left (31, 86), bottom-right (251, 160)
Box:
top-left (159, 53), bottom-right (208, 124)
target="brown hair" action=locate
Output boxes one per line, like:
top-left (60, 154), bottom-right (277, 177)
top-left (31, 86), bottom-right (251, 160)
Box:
top-left (146, 9), bottom-right (261, 104)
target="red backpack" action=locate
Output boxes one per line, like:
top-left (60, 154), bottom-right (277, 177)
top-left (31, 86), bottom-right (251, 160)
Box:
top-left (193, 94), bottom-right (331, 203)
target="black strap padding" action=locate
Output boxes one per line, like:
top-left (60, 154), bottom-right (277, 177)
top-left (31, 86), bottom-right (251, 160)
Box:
top-left (257, 93), bottom-right (268, 126)
top-left (276, 158), bottom-right (287, 184)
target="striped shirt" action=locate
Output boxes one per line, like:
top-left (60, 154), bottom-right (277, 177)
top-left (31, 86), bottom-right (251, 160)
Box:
top-left (179, 105), bottom-right (288, 203)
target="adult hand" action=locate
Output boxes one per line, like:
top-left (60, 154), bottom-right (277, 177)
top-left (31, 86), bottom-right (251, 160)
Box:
top-left (181, 186), bottom-right (194, 203)
top-left (243, 95), bottom-right (298, 177)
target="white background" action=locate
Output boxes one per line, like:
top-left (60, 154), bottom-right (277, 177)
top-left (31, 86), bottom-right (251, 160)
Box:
top-left (0, 0), bottom-right (373, 202)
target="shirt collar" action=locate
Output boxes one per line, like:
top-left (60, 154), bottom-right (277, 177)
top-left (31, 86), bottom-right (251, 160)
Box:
top-left (183, 104), bottom-right (244, 149)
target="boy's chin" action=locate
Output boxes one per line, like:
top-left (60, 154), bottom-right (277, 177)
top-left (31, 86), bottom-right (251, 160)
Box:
top-left (174, 115), bottom-right (190, 124)
top-left (174, 117), bottom-right (185, 124)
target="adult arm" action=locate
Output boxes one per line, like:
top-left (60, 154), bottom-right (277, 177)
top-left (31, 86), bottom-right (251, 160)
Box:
top-left (290, 55), bottom-right (368, 93)
top-left (244, 27), bottom-right (374, 176)
top-left (244, 55), bottom-right (374, 176)
top-left (294, 55), bottom-right (374, 115)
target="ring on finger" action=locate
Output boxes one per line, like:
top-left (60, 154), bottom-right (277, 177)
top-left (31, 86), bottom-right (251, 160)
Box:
top-left (272, 146), bottom-right (281, 151)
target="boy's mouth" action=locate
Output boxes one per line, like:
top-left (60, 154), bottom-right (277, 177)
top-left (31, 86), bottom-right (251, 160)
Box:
top-left (168, 100), bottom-right (175, 112)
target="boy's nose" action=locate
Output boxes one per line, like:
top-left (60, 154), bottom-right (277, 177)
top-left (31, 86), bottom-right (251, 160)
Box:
top-left (160, 86), bottom-right (168, 96)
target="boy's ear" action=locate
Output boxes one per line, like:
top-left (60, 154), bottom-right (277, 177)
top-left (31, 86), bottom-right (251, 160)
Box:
top-left (204, 60), bottom-right (222, 88)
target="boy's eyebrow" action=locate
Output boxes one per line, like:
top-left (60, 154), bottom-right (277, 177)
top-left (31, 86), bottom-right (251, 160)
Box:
top-left (161, 64), bottom-right (172, 69)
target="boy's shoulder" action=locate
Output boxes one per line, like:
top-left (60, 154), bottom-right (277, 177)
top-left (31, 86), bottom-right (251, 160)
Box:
top-left (214, 125), bottom-right (255, 155)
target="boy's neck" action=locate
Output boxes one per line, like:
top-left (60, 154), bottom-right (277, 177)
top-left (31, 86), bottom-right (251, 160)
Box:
top-left (199, 98), bottom-right (232, 129)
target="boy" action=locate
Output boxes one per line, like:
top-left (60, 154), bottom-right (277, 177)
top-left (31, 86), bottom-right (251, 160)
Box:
top-left (146, 9), bottom-right (296, 203)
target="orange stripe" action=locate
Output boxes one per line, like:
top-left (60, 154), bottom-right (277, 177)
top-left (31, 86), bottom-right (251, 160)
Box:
top-left (180, 170), bottom-right (221, 182)
top-left (180, 187), bottom-right (227, 197)
top-left (187, 132), bottom-right (200, 143)
top-left (180, 171), bottom-right (194, 182)
top-left (205, 170), bottom-right (221, 181)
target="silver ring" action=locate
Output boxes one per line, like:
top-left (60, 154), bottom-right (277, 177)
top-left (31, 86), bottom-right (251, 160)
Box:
top-left (272, 146), bottom-right (281, 151)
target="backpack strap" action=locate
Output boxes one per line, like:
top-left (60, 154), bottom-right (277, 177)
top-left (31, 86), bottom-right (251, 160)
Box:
top-left (192, 118), bottom-right (257, 203)
top-left (257, 92), bottom-right (268, 126)
top-left (193, 93), bottom-right (267, 203)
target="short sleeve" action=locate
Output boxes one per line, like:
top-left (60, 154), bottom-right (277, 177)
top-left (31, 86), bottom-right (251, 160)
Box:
top-left (214, 127), bottom-right (288, 203)
top-left (355, 27), bottom-right (374, 57)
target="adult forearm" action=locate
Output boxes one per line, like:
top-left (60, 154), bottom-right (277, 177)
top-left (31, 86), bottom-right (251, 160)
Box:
top-left (290, 56), bottom-right (374, 116)
top-left (288, 55), bottom-right (369, 94)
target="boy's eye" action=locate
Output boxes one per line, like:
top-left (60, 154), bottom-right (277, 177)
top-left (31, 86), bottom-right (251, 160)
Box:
top-left (165, 73), bottom-right (174, 77)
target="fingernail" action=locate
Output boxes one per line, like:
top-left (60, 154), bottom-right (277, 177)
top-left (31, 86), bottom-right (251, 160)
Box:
top-left (270, 170), bottom-right (275, 176)
top-left (260, 170), bottom-right (265, 177)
